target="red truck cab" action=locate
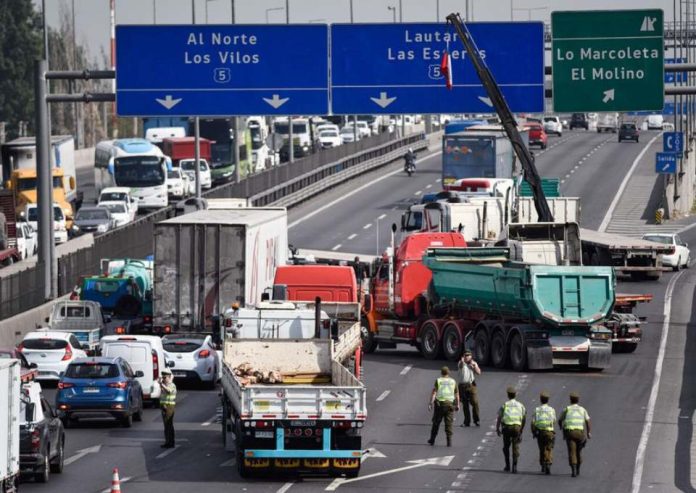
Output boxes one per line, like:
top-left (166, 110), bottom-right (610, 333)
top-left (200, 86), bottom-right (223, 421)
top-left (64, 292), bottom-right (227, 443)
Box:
top-left (162, 137), bottom-right (214, 167)
top-left (273, 265), bottom-right (358, 302)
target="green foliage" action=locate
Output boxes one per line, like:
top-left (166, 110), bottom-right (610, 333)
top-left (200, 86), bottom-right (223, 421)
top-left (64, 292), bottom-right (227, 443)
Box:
top-left (0, 0), bottom-right (43, 139)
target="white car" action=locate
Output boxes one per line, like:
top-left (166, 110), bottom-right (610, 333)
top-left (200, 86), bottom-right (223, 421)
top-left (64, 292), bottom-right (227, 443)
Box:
top-left (642, 233), bottom-right (691, 271)
top-left (97, 201), bottom-right (134, 228)
top-left (19, 329), bottom-right (88, 381)
top-left (315, 123), bottom-right (339, 134)
top-left (180, 159), bottom-right (212, 190)
top-left (23, 203), bottom-right (68, 244)
top-left (167, 168), bottom-right (191, 200)
top-left (98, 187), bottom-right (139, 216)
top-left (15, 221), bottom-right (37, 259)
top-left (543, 116), bottom-right (563, 136)
top-left (344, 121), bottom-right (371, 138)
top-left (162, 334), bottom-right (220, 389)
top-left (318, 129), bottom-right (342, 148)
top-left (340, 127), bottom-right (360, 144)
top-left (646, 114), bottom-right (664, 130)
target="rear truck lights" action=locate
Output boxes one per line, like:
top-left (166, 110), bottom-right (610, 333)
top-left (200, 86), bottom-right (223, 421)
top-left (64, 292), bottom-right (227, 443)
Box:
top-left (164, 325), bottom-right (172, 334)
top-left (115, 326), bottom-right (126, 334)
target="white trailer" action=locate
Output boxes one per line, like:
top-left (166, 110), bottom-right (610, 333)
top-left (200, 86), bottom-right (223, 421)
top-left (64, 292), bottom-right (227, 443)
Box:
top-left (597, 113), bottom-right (619, 133)
top-left (0, 360), bottom-right (20, 493)
top-left (153, 208), bottom-right (288, 332)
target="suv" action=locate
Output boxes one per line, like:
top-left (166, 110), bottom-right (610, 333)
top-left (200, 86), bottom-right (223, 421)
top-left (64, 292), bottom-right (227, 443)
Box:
top-left (542, 116), bottom-right (563, 136)
top-left (569, 113), bottom-right (589, 130)
top-left (618, 123), bottom-right (639, 143)
top-left (20, 381), bottom-right (65, 483)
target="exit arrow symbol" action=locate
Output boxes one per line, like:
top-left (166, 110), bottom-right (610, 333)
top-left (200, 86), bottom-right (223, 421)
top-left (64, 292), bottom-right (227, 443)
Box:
top-left (155, 95), bottom-right (183, 110)
top-left (663, 163), bottom-right (671, 171)
top-left (478, 96), bottom-right (493, 107)
top-left (370, 92), bottom-right (397, 109)
top-left (602, 89), bottom-right (615, 104)
top-left (263, 94), bottom-right (289, 109)
top-left (325, 455), bottom-right (454, 491)
top-left (64, 445), bottom-right (102, 466)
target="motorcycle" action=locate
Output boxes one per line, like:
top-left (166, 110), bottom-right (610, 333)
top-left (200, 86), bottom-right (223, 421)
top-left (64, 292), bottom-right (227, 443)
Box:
top-left (404, 155), bottom-right (416, 177)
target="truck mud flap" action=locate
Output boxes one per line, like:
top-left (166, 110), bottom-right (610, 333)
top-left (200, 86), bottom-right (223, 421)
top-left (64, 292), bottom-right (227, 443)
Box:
top-left (587, 341), bottom-right (611, 370)
top-left (526, 341), bottom-right (553, 370)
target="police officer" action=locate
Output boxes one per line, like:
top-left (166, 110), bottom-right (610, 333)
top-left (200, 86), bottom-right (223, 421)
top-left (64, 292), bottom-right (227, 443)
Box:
top-left (531, 391), bottom-right (556, 475)
top-left (159, 368), bottom-right (177, 448)
top-left (496, 386), bottom-right (526, 473)
top-left (457, 350), bottom-right (481, 427)
top-left (558, 391), bottom-right (591, 477)
top-left (428, 366), bottom-right (459, 447)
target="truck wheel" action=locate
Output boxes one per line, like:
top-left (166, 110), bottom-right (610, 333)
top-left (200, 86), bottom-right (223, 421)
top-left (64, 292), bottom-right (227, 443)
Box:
top-left (420, 323), bottom-right (441, 360)
top-left (509, 333), bottom-right (528, 371)
top-left (473, 329), bottom-right (490, 366)
top-left (490, 331), bottom-right (508, 369)
top-left (613, 342), bottom-right (638, 353)
top-left (442, 324), bottom-right (463, 361)
top-left (360, 320), bottom-right (377, 354)
top-left (237, 451), bottom-right (249, 478)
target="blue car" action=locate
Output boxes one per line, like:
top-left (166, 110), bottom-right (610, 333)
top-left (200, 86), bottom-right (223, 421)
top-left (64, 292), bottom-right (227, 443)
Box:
top-left (56, 357), bottom-right (144, 428)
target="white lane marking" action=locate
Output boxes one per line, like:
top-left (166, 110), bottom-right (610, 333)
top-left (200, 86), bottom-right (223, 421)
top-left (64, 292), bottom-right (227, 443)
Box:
top-left (100, 477), bottom-right (132, 493)
top-left (348, 233), bottom-right (357, 240)
top-left (560, 179), bottom-right (566, 184)
top-left (219, 458), bottom-right (236, 467)
top-left (156, 446), bottom-right (179, 459)
top-left (378, 213), bottom-right (387, 219)
top-left (363, 223), bottom-right (372, 229)
top-left (425, 184), bottom-right (433, 189)
top-left (570, 169), bottom-right (575, 174)
top-left (376, 390), bottom-right (391, 401)
top-left (414, 190), bottom-right (422, 196)
top-left (277, 482), bottom-right (295, 493)
top-left (201, 415), bottom-right (216, 427)
top-left (400, 364), bottom-right (413, 375)
top-left (436, 178), bottom-right (442, 182)
top-left (632, 270), bottom-right (684, 493)
top-left (331, 244), bottom-right (342, 251)
top-left (288, 151), bottom-right (442, 229)
top-left (598, 132), bottom-right (662, 232)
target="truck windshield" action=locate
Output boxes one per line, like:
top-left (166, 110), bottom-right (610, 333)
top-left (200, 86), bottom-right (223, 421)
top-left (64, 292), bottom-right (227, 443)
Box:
top-left (180, 160), bottom-right (208, 171)
top-left (274, 123), bottom-right (308, 135)
top-left (65, 363), bottom-right (119, 379)
top-left (114, 156), bottom-right (165, 187)
top-left (27, 206), bottom-right (64, 222)
top-left (443, 137), bottom-right (496, 183)
top-left (17, 177), bottom-right (63, 191)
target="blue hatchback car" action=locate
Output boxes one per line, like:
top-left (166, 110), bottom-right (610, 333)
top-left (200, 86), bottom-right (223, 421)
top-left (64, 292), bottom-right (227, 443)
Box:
top-left (56, 357), bottom-right (144, 428)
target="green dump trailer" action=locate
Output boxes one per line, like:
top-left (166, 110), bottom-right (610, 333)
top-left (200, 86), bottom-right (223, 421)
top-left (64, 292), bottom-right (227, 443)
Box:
top-left (421, 247), bottom-right (615, 370)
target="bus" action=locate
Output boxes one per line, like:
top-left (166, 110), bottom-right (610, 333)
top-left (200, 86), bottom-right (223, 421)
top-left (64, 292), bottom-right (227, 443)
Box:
top-left (198, 119), bottom-right (238, 184)
top-left (94, 139), bottom-right (172, 210)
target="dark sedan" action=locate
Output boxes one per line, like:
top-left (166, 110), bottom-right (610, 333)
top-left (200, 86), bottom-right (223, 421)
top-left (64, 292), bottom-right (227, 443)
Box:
top-left (618, 123), bottom-right (639, 143)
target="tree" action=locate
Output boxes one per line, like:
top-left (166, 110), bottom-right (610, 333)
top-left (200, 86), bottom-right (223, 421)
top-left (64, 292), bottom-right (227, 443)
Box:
top-left (0, 0), bottom-right (43, 140)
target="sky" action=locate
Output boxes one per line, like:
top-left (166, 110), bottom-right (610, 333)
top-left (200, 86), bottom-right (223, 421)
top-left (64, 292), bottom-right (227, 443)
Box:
top-left (41, 0), bottom-right (675, 67)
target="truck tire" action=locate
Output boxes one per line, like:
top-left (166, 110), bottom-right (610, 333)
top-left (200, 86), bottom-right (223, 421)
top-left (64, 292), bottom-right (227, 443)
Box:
top-left (420, 322), bottom-right (441, 360)
top-left (442, 324), bottom-right (463, 361)
top-left (237, 451), bottom-right (249, 478)
top-left (473, 329), bottom-right (491, 366)
top-left (509, 333), bottom-right (528, 371)
top-left (360, 320), bottom-right (377, 354)
top-left (490, 331), bottom-right (508, 369)
top-left (613, 342), bottom-right (638, 353)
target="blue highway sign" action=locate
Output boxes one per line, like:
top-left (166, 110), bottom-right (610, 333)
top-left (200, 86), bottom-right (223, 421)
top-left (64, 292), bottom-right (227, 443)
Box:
top-left (663, 131), bottom-right (684, 157)
top-left (115, 25), bottom-right (329, 116)
top-left (330, 22), bottom-right (545, 115)
top-left (655, 152), bottom-right (677, 174)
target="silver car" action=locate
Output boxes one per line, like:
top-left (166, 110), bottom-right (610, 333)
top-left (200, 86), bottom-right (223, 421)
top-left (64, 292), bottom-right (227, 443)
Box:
top-left (162, 334), bottom-right (219, 389)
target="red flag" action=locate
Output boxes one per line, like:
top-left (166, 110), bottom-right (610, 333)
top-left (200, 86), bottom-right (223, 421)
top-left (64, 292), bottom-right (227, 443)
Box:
top-left (440, 50), bottom-right (453, 90)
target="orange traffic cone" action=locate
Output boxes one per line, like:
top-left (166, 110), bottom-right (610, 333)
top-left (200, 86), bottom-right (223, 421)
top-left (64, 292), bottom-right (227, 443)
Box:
top-left (111, 468), bottom-right (121, 492)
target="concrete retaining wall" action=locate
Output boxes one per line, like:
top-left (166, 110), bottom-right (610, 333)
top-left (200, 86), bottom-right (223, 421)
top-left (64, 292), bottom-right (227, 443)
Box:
top-left (0, 294), bottom-right (70, 347)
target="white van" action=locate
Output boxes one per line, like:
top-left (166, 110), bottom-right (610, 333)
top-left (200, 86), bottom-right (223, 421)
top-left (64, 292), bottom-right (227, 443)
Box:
top-left (647, 114), bottom-right (664, 130)
top-left (100, 335), bottom-right (168, 403)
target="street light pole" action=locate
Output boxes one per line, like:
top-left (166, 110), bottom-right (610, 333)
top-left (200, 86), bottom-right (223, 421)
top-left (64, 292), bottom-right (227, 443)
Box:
top-left (349, 0), bottom-right (354, 22)
top-left (388, 6), bottom-right (396, 23)
top-left (399, 0), bottom-right (403, 22)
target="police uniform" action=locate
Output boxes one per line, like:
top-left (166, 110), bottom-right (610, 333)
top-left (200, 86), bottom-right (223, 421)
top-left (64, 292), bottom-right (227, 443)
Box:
top-left (159, 369), bottom-right (178, 448)
top-left (559, 392), bottom-right (590, 477)
top-left (531, 391), bottom-right (556, 474)
top-left (497, 386), bottom-right (526, 473)
top-left (429, 367), bottom-right (458, 447)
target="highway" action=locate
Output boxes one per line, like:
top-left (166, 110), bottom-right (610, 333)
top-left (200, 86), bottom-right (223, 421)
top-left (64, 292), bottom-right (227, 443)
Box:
top-left (19, 128), bottom-right (696, 493)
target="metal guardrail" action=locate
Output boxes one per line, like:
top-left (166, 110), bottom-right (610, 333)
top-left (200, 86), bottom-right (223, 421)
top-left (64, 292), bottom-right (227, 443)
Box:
top-left (0, 131), bottom-right (428, 321)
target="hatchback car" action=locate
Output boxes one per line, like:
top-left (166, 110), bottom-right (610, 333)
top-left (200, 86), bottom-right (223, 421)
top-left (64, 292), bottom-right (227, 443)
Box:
top-left (569, 113), bottom-right (589, 130)
top-left (542, 116), bottom-right (563, 136)
top-left (340, 127), bottom-right (360, 144)
top-left (318, 129), bottom-right (342, 148)
top-left (97, 201), bottom-right (134, 227)
top-left (180, 159), bottom-right (213, 190)
top-left (162, 334), bottom-right (219, 388)
top-left (618, 123), bottom-right (639, 143)
top-left (19, 330), bottom-right (88, 381)
top-left (72, 206), bottom-right (114, 236)
top-left (167, 168), bottom-right (191, 200)
top-left (642, 233), bottom-right (691, 271)
top-left (524, 123), bottom-right (548, 149)
top-left (55, 357), bottom-right (144, 428)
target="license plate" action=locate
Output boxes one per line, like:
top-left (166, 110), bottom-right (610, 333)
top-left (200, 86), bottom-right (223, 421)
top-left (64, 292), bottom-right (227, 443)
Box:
top-left (326, 401), bottom-right (342, 411)
top-left (290, 420), bottom-right (316, 427)
top-left (254, 400), bottom-right (270, 411)
top-left (173, 372), bottom-right (186, 378)
top-left (83, 387), bottom-right (99, 393)
top-left (255, 431), bottom-right (273, 439)
top-left (561, 330), bottom-right (574, 336)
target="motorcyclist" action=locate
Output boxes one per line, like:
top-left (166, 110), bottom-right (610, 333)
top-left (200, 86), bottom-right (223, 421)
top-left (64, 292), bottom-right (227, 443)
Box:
top-left (404, 148), bottom-right (416, 172)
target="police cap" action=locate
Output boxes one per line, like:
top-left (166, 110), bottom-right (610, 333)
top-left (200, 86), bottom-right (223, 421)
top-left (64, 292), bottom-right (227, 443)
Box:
top-left (540, 390), bottom-right (550, 399)
top-left (506, 386), bottom-right (517, 395)
top-left (441, 366), bottom-right (450, 375)
top-left (569, 391), bottom-right (580, 399)
top-left (463, 350), bottom-right (472, 356)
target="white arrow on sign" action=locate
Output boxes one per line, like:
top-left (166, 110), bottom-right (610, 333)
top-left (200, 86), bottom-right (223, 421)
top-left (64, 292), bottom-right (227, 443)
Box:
top-left (156, 95), bottom-right (182, 110)
top-left (370, 92), bottom-right (397, 109)
top-left (325, 455), bottom-right (454, 491)
top-left (662, 162), bottom-right (672, 171)
top-left (263, 94), bottom-right (290, 109)
top-left (602, 89), bottom-right (615, 104)
top-left (64, 445), bottom-right (102, 466)
top-left (478, 96), bottom-right (493, 107)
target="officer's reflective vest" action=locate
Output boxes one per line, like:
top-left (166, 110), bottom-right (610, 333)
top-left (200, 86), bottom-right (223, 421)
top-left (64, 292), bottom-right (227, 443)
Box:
top-left (502, 399), bottom-right (525, 426)
top-left (435, 377), bottom-right (456, 402)
top-left (533, 404), bottom-right (556, 431)
top-left (562, 404), bottom-right (588, 430)
top-left (160, 382), bottom-right (177, 406)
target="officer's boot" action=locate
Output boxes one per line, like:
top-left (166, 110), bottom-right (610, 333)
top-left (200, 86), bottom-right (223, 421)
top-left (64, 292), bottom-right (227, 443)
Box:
top-left (571, 465), bottom-right (577, 477)
top-left (546, 464), bottom-right (551, 475)
top-left (576, 463), bottom-right (580, 476)
top-left (504, 454), bottom-right (510, 472)
top-left (446, 437), bottom-right (452, 447)
top-left (512, 461), bottom-right (518, 474)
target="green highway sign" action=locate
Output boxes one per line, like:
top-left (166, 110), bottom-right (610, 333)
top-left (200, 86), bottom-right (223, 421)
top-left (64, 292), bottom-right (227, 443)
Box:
top-left (552, 9), bottom-right (664, 112)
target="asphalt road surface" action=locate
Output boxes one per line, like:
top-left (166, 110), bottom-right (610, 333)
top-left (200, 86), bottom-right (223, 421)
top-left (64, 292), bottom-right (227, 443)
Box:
top-left (22, 129), bottom-right (696, 493)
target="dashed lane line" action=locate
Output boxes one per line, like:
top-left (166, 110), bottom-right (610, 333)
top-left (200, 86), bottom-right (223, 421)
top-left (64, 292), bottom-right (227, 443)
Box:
top-left (348, 233), bottom-right (357, 240)
top-left (156, 446), bottom-right (179, 460)
top-left (331, 244), bottom-right (342, 251)
top-left (376, 390), bottom-right (391, 401)
top-left (363, 223), bottom-right (372, 229)
top-left (378, 213), bottom-right (387, 220)
top-left (400, 364), bottom-right (413, 375)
